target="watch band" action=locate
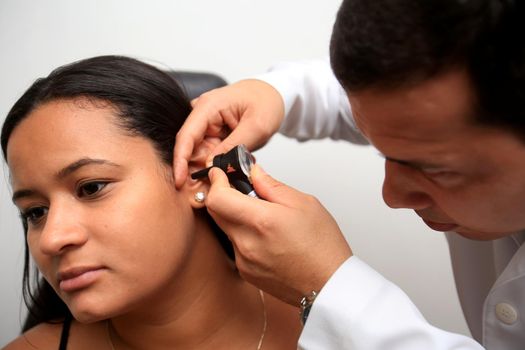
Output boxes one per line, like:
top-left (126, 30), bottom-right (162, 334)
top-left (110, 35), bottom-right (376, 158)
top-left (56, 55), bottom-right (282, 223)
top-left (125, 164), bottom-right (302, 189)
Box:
top-left (300, 291), bottom-right (318, 325)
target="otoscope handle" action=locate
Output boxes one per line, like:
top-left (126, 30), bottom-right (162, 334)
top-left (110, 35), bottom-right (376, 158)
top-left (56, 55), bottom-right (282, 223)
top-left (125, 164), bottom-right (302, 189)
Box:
top-left (231, 179), bottom-right (259, 198)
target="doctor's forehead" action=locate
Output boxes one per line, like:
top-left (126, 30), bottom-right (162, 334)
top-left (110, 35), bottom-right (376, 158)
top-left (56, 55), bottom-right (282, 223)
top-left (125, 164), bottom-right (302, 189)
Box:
top-left (347, 71), bottom-right (480, 139)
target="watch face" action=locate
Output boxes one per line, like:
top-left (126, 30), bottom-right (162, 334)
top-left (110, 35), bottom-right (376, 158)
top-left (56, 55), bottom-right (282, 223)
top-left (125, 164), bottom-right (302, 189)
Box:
top-left (237, 144), bottom-right (255, 177)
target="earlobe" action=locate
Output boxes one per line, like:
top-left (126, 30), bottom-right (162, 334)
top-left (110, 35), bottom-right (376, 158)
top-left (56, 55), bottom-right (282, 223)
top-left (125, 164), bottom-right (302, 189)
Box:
top-left (194, 191), bottom-right (206, 203)
top-left (185, 164), bottom-right (210, 209)
top-left (189, 189), bottom-right (208, 208)
top-left (183, 136), bottom-right (220, 208)
top-left (182, 175), bottom-right (209, 209)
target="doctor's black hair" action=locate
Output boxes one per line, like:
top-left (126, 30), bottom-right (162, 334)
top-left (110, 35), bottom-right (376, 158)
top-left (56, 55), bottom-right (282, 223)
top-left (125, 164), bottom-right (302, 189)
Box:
top-left (330, 0), bottom-right (525, 137)
top-left (1, 55), bottom-right (234, 332)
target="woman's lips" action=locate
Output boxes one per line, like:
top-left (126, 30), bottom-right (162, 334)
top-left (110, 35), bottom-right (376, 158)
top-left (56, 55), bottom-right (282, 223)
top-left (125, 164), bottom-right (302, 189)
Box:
top-left (58, 266), bottom-right (105, 293)
top-left (423, 219), bottom-right (458, 232)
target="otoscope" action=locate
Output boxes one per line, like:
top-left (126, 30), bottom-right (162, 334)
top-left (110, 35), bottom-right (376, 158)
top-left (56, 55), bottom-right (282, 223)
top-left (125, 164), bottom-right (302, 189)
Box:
top-left (191, 144), bottom-right (259, 198)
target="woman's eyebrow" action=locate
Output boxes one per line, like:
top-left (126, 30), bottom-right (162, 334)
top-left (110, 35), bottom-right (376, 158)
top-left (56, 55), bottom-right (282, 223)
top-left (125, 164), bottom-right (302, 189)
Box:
top-left (55, 158), bottom-right (121, 179)
top-left (12, 158), bottom-right (121, 203)
top-left (12, 189), bottom-right (36, 203)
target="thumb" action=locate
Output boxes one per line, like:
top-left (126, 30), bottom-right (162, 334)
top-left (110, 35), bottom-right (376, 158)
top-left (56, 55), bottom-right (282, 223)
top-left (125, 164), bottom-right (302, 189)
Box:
top-left (208, 166), bottom-right (231, 189)
top-left (251, 165), bottom-right (303, 206)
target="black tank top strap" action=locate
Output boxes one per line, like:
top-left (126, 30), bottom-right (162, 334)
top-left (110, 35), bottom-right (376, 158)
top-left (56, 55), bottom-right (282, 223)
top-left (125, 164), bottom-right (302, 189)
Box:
top-left (58, 314), bottom-right (73, 350)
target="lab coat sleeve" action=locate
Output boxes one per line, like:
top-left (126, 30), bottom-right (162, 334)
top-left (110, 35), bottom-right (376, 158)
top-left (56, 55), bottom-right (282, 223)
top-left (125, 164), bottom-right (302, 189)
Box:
top-left (255, 59), bottom-right (369, 145)
top-left (298, 256), bottom-right (484, 349)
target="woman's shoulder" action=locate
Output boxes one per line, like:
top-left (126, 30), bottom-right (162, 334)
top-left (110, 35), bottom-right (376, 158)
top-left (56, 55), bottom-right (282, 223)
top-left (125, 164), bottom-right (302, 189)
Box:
top-left (2, 322), bottom-right (63, 349)
top-left (2, 320), bottom-right (107, 350)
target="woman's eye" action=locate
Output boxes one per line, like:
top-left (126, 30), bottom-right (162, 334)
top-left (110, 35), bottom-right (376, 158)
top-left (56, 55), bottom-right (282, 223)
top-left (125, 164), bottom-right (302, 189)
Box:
top-left (21, 207), bottom-right (48, 225)
top-left (77, 182), bottom-right (108, 198)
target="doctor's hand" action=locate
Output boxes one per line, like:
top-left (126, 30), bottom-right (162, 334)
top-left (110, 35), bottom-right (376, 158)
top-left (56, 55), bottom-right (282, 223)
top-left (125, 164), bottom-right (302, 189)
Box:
top-left (205, 166), bottom-right (353, 306)
top-left (173, 79), bottom-right (285, 188)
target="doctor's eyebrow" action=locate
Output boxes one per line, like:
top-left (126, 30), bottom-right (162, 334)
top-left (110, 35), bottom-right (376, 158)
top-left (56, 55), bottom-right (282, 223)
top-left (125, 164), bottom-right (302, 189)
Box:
top-left (12, 158), bottom-right (121, 203)
top-left (377, 152), bottom-right (444, 170)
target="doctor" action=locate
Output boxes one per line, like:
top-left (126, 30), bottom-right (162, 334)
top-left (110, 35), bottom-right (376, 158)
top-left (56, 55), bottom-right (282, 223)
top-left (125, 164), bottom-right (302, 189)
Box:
top-left (174, 0), bottom-right (525, 349)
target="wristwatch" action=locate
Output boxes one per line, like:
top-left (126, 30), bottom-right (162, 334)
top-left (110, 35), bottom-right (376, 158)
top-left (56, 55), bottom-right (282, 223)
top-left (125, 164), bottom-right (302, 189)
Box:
top-left (300, 291), bottom-right (318, 325)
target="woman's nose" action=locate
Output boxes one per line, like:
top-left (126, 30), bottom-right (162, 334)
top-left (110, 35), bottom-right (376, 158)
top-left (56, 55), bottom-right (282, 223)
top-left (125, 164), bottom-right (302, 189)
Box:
top-left (38, 205), bottom-right (88, 256)
top-left (382, 160), bottom-right (434, 210)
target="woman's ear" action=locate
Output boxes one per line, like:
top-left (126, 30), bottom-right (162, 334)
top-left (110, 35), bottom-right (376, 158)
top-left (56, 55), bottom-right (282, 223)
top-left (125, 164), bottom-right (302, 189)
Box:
top-left (188, 136), bottom-right (221, 171)
top-left (184, 137), bottom-right (221, 208)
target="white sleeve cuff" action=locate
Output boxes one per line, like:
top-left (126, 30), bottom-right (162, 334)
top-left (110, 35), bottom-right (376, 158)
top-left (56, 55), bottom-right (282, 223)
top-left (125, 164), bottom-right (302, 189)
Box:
top-left (299, 256), bottom-right (483, 350)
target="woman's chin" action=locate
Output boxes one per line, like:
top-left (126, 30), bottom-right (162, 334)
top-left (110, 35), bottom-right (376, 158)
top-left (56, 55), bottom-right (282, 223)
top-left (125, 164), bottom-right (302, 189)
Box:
top-left (70, 309), bottom-right (109, 324)
top-left (66, 300), bottom-right (117, 324)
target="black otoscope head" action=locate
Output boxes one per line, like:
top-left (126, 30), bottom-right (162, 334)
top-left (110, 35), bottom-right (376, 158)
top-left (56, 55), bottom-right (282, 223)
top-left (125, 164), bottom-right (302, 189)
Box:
top-left (190, 145), bottom-right (259, 198)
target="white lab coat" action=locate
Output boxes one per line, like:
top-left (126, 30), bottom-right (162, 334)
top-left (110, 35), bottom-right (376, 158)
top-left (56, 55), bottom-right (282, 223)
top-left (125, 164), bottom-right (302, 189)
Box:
top-left (257, 60), bottom-right (525, 349)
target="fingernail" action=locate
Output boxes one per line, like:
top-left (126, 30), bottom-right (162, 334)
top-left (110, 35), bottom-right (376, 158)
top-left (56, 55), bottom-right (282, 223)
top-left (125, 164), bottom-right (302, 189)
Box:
top-left (208, 167), bottom-right (216, 180)
top-left (251, 164), bottom-right (266, 178)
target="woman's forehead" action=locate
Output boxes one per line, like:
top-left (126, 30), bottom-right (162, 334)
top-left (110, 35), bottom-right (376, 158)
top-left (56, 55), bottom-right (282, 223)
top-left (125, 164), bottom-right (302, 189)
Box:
top-left (6, 100), bottom-right (154, 184)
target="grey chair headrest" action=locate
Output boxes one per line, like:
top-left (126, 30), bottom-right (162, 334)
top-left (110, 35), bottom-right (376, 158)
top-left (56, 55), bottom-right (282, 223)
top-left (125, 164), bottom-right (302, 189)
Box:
top-left (168, 71), bottom-right (227, 100)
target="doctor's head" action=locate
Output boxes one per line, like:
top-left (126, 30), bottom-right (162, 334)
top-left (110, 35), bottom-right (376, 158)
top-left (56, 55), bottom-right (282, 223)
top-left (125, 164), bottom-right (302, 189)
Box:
top-left (1, 56), bottom-right (232, 327)
top-left (330, 0), bottom-right (525, 239)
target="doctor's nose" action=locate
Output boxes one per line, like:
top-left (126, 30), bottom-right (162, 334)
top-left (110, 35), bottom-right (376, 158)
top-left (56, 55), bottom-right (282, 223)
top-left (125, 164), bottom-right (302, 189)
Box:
top-left (39, 205), bottom-right (88, 256)
top-left (382, 160), bottom-right (433, 210)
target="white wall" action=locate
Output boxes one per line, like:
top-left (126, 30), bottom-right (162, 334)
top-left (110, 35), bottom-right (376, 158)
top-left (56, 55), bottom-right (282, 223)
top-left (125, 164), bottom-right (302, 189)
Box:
top-left (0, 0), bottom-right (470, 345)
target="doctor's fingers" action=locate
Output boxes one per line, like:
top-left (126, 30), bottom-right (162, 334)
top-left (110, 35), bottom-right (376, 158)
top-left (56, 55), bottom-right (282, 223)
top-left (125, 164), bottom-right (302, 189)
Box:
top-left (249, 164), bottom-right (315, 207)
top-left (205, 167), bottom-right (278, 231)
top-left (210, 205), bottom-right (326, 306)
top-left (205, 118), bottom-right (275, 167)
top-left (207, 202), bottom-right (301, 285)
top-left (187, 79), bottom-right (285, 165)
top-left (206, 166), bottom-right (310, 219)
top-left (228, 239), bottom-right (304, 305)
top-left (174, 91), bottom-right (241, 188)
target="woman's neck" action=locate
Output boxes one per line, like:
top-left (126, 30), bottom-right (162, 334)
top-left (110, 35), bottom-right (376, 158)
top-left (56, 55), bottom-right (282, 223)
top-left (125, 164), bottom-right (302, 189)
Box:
top-left (106, 220), bottom-right (265, 350)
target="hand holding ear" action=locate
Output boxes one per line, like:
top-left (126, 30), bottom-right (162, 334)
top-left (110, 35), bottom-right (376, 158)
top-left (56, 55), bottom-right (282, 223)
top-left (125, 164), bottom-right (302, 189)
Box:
top-left (205, 165), bottom-right (353, 306)
top-left (173, 79), bottom-right (285, 188)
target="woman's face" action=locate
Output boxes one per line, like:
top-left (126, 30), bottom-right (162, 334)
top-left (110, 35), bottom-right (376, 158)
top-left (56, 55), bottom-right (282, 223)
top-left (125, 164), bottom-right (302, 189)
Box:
top-left (7, 99), bottom-right (202, 322)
